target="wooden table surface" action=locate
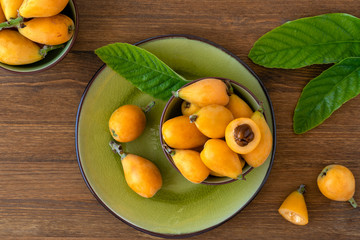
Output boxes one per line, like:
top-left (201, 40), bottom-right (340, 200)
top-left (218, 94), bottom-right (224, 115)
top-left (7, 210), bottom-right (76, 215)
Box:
top-left (1, 0), bottom-right (360, 239)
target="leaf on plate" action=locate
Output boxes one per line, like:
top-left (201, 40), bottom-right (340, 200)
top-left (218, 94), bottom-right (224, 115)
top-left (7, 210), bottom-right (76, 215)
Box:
top-left (95, 43), bottom-right (188, 100)
top-left (249, 13), bottom-right (360, 69)
top-left (293, 57), bottom-right (360, 134)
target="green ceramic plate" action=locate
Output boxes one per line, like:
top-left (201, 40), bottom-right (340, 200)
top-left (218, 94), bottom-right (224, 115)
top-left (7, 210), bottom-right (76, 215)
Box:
top-left (76, 35), bottom-right (276, 238)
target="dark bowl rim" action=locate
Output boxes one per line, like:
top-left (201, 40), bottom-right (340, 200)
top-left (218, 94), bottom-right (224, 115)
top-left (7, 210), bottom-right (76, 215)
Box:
top-left (75, 34), bottom-right (277, 239)
top-left (0, 0), bottom-right (79, 74)
top-left (159, 77), bottom-right (261, 185)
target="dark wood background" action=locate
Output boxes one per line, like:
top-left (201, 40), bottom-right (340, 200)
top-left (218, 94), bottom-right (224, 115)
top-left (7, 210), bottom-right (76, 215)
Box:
top-left (1, 0), bottom-right (359, 239)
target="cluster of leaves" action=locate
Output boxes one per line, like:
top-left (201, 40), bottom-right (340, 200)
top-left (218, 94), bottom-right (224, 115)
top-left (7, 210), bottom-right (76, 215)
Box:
top-left (96, 13), bottom-right (360, 134)
top-left (249, 13), bottom-right (360, 134)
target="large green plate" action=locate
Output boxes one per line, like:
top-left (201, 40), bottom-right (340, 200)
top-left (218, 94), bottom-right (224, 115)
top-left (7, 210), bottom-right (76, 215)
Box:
top-left (76, 35), bottom-right (276, 238)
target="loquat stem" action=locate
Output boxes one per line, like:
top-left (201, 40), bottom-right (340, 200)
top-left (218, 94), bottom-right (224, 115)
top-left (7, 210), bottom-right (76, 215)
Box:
top-left (142, 101), bottom-right (155, 113)
top-left (162, 144), bottom-right (175, 156)
top-left (0, 16), bottom-right (24, 30)
top-left (109, 141), bottom-right (127, 160)
top-left (349, 197), bottom-right (358, 208)
top-left (39, 44), bottom-right (65, 58)
top-left (225, 79), bottom-right (233, 96)
top-left (189, 114), bottom-right (198, 123)
top-left (237, 174), bottom-right (246, 181)
top-left (297, 184), bottom-right (306, 194)
top-left (172, 90), bottom-right (180, 98)
top-left (257, 102), bottom-right (264, 114)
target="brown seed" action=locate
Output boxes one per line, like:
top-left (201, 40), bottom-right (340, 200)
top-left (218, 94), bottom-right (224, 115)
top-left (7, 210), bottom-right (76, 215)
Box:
top-left (234, 124), bottom-right (254, 146)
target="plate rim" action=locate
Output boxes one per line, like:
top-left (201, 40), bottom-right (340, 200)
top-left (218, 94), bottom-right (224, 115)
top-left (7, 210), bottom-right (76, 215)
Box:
top-left (75, 34), bottom-right (277, 238)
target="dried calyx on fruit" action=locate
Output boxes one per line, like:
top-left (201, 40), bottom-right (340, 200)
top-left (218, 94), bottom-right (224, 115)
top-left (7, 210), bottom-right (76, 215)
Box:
top-left (181, 101), bottom-right (200, 116)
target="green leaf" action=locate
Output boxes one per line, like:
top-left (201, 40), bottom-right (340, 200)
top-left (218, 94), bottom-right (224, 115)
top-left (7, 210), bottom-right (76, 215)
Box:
top-left (293, 57), bottom-right (360, 134)
top-left (249, 13), bottom-right (360, 69)
top-left (95, 43), bottom-right (188, 100)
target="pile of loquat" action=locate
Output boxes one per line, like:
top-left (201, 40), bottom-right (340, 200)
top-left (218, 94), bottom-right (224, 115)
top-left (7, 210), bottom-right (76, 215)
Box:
top-left (162, 78), bottom-right (273, 184)
top-left (0, 0), bottom-right (75, 65)
top-left (108, 102), bottom-right (163, 198)
top-left (278, 165), bottom-right (357, 226)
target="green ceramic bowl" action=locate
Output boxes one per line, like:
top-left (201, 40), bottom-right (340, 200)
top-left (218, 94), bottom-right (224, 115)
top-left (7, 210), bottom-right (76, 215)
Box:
top-left (160, 77), bottom-right (263, 185)
top-left (76, 34), bottom-right (276, 238)
top-left (0, 0), bottom-right (78, 74)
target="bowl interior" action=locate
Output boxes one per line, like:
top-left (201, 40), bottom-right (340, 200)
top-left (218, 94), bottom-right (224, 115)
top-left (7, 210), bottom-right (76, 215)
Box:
top-left (0, 0), bottom-right (78, 73)
top-left (160, 78), bottom-right (260, 184)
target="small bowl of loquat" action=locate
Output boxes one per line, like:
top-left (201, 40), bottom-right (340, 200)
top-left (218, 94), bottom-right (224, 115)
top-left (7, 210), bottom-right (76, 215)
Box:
top-left (0, 0), bottom-right (79, 73)
top-left (160, 77), bottom-right (274, 185)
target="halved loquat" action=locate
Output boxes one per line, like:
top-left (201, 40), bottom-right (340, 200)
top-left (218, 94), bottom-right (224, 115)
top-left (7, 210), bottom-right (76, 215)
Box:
top-left (225, 117), bottom-right (261, 154)
top-left (278, 184), bottom-right (309, 225)
top-left (242, 110), bottom-right (273, 167)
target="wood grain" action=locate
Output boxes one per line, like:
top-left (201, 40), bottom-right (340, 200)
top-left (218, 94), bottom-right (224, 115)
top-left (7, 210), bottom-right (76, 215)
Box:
top-left (1, 0), bottom-right (360, 239)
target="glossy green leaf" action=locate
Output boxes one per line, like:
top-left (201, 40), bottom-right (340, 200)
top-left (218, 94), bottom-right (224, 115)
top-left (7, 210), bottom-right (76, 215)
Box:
top-left (95, 43), bottom-right (188, 100)
top-left (249, 13), bottom-right (360, 69)
top-left (294, 57), bottom-right (360, 134)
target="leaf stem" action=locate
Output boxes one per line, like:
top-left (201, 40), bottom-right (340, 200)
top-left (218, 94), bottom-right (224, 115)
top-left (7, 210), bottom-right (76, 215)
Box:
top-left (189, 115), bottom-right (198, 123)
top-left (162, 144), bottom-right (175, 156)
top-left (237, 174), bottom-right (246, 180)
top-left (39, 44), bottom-right (65, 58)
top-left (109, 141), bottom-right (127, 159)
top-left (0, 16), bottom-right (24, 30)
top-left (349, 197), bottom-right (358, 208)
top-left (142, 101), bottom-right (155, 113)
top-left (297, 184), bottom-right (306, 194)
top-left (257, 102), bottom-right (264, 114)
top-left (172, 90), bottom-right (180, 98)
top-left (225, 79), bottom-right (233, 96)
